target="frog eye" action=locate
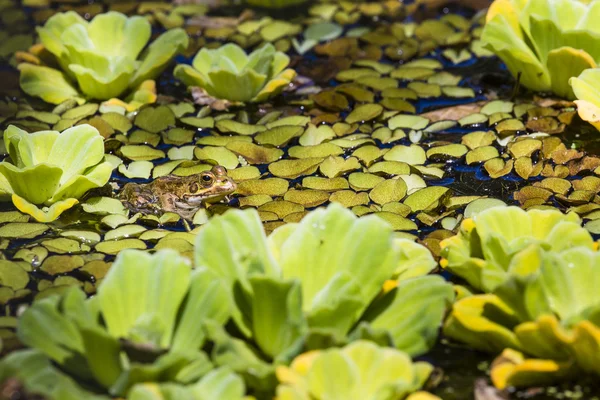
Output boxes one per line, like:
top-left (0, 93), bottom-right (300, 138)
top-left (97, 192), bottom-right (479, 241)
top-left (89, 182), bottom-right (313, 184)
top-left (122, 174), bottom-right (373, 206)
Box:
top-left (189, 182), bottom-right (199, 193)
top-left (200, 173), bottom-right (214, 187)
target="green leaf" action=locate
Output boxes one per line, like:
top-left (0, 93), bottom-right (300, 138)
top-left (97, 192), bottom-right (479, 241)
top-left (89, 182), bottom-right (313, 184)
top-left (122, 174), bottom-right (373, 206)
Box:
top-left (0, 349), bottom-right (109, 400)
top-left (247, 276), bottom-right (307, 360)
top-left (171, 268), bottom-right (231, 352)
top-left (0, 163), bottom-right (62, 206)
top-left (46, 124), bottom-right (106, 183)
top-left (190, 367), bottom-right (246, 400)
top-left (394, 238), bottom-right (437, 281)
top-left (195, 208), bottom-right (280, 336)
top-left (277, 341), bottom-right (431, 400)
top-left (207, 68), bottom-right (267, 102)
top-left (36, 11), bottom-right (86, 61)
top-left (98, 249), bottom-right (192, 347)
top-left (80, 326), bottom-right (123, 389)
top-left (111, 350), bottom-right (210, 397)
top-left (130, 28), bottom-right (189, 88)
top-left (68, 55), bottom-right (135, 100)
top-left (360, 276), bottom-right (454, 356)
top-left (17, 64), bottom-right (83, 105)
top-left (206, 321), bottom-right (277, 393)
top-left (16, 288), bottom-right (91, 378)
top-left (272, 203), bottom-right (399, 324)
top-left (173, 64), bottom-right (210, 90)
top-left (85, 12), bottom-right (151, 58)
top-left (571, 68), bottom-right (600, 105)
top-left (481, 15), bottom-right (551, 92)
top-left (443, 294), bottom-right (521, 354)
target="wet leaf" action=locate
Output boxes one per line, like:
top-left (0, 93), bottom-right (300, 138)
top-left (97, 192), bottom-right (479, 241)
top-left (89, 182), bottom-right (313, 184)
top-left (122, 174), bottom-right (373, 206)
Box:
top-left (40, 255), bottom-right (84, 275)
top-left (216, 119), bottom-right (267, 135)
top-left (404, 187), bottom-right (450, 212)
top-left (118, 161), bottom-right (154, 179)
top-left (194, 146), bottom-right (239, 169)
top-left (255, 126), bottom-right (304, 147)
top-left (268, 157), bottom-right (324, 179)
top-left (0, 223), bottom-right (48, 239)
top-left (345, 103), bottom-right (383, 124)
top-left (348, 172), bottom-right (385, 191)
top-left (0, 261), bottom-right (29, 290)
top-left (134, 106), bottom-right (176, 133)
top-left (95, 239), bottom-right (147, 254)
top-left (226, 141), bottom-right (284, 164)
top-left (384, 144), bottom-right (426, 165)
top-left (388, 114), bottom-right (429, 130)
top-left (120, 145), bottom-right (166, 161)
top-left (236, 178), bottom-right (289, 196)
top-left (369, 179), bottom-right (408, 204)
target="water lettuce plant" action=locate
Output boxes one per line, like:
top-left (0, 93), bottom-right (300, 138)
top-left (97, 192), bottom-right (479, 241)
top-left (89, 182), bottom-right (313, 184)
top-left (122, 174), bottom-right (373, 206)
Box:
top-left (0, 124), bottom-right (114, 222)
top-left (1, 205), bottom-right (452, 399)
top-left (19, 11), bottom-right (188, 107)
top-left (196, 203), bottom-right (454, 392)
top-left (174, 43), bottom-right (296, 103)
top-left (444, 247), bottom-right (600, 389)
top-left (5, 249), bottom-right (230, 398)
top-left (481, 0), bottom-right (600, 99)
top-left (440, 206), bottom-right (595, 293)
top-left (570, 68), bottom-right (600, 131)
top-left (275, 341), bottom-right (439, 400)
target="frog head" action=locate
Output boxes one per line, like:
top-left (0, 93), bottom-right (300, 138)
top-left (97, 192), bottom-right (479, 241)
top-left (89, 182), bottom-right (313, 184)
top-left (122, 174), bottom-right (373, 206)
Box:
top-left (181, 165), bottom-right (237, 206)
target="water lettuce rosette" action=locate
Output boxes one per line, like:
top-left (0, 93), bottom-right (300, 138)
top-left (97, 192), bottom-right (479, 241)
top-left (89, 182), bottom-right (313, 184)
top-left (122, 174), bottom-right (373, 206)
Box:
top-left (441, 206), bottom-right (600, 389)
top-left (2, 249), bottom-right (232, 398)
top-left (174, 43), bottom-right (296, 103)
top-left (440, 206), bottom-right (595, 293)
top-left (444, 247), bottom-right (600, 389)
top-left (275, 341), bottom-right (440, 400)
top-left (0, 124), bottom-right (114, 222)
top-left (195, 204), bottom-right (453, 393)
top-left (482, 0), bottom-right (600, 99)
top-left (18, 11), bottom-right (188, 109)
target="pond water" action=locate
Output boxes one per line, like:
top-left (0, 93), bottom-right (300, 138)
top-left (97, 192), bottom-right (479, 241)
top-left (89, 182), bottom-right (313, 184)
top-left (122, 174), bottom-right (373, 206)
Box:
top-left (1, 0), bottom-right (600, 398)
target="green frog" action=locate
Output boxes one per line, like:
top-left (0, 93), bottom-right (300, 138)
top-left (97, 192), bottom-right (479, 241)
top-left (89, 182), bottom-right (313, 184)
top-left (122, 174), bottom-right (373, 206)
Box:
top-left (119, 165), bottom-right (237, 221)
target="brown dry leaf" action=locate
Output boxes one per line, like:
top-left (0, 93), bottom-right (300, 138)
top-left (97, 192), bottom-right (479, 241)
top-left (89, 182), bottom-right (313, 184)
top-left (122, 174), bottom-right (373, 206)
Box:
top-left (188, 9), bottom-right (254, 28)
top-left (533, 95), bottom-right (575, 108)
top-left (421, 101), bottom-right (486, 122)
top-left (513, 186), bottom-right (553, 205)
top-left (568, 156), bottom-right (600, 176)
top-left (550, 144), bottom-right (584, 164)
top-left (484, 158), bottom-right (513, 178)
top-left (190, 87), bottom-right (233, 110)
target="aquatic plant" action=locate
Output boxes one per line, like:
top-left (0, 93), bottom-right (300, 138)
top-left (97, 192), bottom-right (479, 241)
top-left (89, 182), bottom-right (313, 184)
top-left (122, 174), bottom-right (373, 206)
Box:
top-left (174, 43), bottom-right (296, 103)
top-left (196, 203), bottom-right (453, 392)
top-left (481, 0), bottom-right (600, 99)
top-left (0, 124), bottom-right (114, 222)
top-left (570, 68), bottom-right (600, 131)
top-left (444, 246), bottom-right (600, 389)
top-left (440, 206), bottom-right (595, 293)
top-left (18, 11), bottom-right (188, 107)
top-left (126, 367), bottom-right (251, 400)
top-left (275, 340), bottom-right (440, 400)
top-left (6, 249), bottom-right (230, 397)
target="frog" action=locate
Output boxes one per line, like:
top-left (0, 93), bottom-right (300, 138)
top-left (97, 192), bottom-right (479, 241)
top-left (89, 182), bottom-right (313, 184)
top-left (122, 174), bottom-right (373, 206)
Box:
top-left (119, 165), bottom-right (237, 221)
